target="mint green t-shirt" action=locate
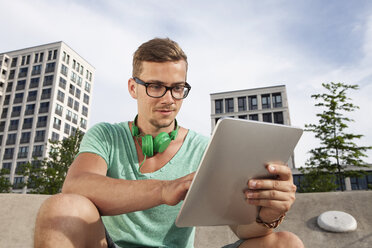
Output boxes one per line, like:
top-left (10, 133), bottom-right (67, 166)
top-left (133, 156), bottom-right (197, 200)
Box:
top-left (77, 122), bottom-right (209, 248)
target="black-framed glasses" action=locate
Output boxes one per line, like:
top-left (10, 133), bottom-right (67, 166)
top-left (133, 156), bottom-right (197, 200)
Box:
top-left (133, 77), bottom-right (191, 100)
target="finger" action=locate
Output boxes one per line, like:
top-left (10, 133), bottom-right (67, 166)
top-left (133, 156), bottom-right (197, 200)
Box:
top-left (245, 190), bottom-right (295, 202)
top-left (248, 179), bottom-right (296, 192)
top-left (246, 199), bottom-right (293, 213)
top-left (266, 164), bottom-right (293, 182)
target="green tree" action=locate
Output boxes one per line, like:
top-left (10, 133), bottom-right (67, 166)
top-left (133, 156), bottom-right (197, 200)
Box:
top-left (299, 82), bottom-right (371, 192)
top-left (21, 128), bottom-right (84, 194)
top-left (0, 168), bottom-right (12, 193)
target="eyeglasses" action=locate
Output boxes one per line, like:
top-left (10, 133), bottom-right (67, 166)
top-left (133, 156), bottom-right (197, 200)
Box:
top-left (133, 77), bottom-right (191, 100)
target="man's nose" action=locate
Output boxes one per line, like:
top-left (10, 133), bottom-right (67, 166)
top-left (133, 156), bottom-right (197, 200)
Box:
top-left (161, 89), bottom-right (175, 102)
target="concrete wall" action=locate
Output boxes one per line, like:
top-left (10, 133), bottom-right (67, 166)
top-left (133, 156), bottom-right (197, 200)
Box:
top-left (1, 191), bottom-right (371, 247)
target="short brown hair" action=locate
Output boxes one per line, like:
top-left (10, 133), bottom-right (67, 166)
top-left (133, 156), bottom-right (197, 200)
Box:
top-left (132, 38), bottom-right (188, 77)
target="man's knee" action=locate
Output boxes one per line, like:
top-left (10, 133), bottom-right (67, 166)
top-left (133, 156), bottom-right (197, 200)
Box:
top-left (274, 231), bottom-right (304, 248)
top-left (38, 193), bottom-right (99, 219)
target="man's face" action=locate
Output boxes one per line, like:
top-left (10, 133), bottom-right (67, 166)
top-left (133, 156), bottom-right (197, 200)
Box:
top-left (128, 60), bottom-right (187, 131)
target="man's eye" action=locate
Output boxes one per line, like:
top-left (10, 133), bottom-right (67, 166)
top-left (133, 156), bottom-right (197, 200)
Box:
top-left (149, 84), bottom-right (163, 90)
top-left (173, 85), bottom-right (184, 92)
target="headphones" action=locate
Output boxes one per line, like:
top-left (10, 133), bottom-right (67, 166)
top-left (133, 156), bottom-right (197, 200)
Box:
top-left (131, 115), bottom-right (179, 157)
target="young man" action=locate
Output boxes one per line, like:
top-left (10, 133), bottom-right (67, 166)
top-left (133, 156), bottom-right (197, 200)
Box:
top-left (34, 38), bottom-right (304, 248)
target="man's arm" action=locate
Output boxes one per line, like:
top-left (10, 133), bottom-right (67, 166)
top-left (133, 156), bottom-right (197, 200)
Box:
top-left (62, 153), bottom-right (193, 216)
top-left (230, 164), bottom-right (297, 239)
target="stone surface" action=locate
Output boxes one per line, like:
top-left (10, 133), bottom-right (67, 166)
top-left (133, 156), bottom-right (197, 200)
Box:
top-left (317, 211), bottom-right (357, 232)
top-left (1, 191), bottom-right (372, 248)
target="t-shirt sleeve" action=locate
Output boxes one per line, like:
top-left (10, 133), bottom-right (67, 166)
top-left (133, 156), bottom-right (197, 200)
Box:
top-left (76, 122), bottom-right (112, 168)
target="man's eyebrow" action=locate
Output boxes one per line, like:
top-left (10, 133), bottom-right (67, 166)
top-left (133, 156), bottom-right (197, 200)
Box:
top-left (147, 80), bottom-right (186, 85)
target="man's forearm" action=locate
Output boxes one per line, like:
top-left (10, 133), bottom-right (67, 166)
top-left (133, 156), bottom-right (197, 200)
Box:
top-left (62, 172), bottom-right (165, 216)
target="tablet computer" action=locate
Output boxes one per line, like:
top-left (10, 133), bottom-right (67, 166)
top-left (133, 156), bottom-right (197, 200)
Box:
top-left (175, 118), bottom-right (303, 227)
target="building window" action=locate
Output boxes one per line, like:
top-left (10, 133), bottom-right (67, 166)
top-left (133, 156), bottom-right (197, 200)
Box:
top-left (1, 108), bottom-right (8, 118)
top-left (261, 94), bottom-right (271, 109)
top-left (30, 77), bottom-right (40, 88)
top-left (53, 117), bottom-right (61, 130)
top-left (8, 70), bottom-right (15, 80)
top-left (273, 112), bottom-right (284, 124)
top-left (0, 121), bottom-right (5, 132)
top-left (18, 146), bottom-right (29, 159)
top-left (71, 72), bottom-right (77, 83)
top-left (2, 163), bottom-right (12, 170)
top-left (3, 148), bottom-right (14, 160)
top-left (81, 118), bottom-right (87, 129)
top-left (69, 84), bottom-right (75, 95)
top-left (39, 102), bottom-right (49, 114)
top-left (248, 96), bottom-right (258, 110)
top-left (48, 50), bottom-right (53, 61)
top-left (20, 132), bottom-right (31, 143)
top-left (67, 97), bottom-right (73, 108)
top-left (83, 93), bottom-right (89, 104)
top-left (32, 145), bottom-right (44, 157)
top-left (66, 110), bottom-right (72, 121)
top-left (62, 51), bottom-right (66, 62)
top-left (215, 99), bottom-right (223, 114)
top-left (35, 130), bottom-right (45, 142)
top-left (39, 52), bottom-right (44, 62)
top-left (59, 77), bottom-right (67, 89)
top-left (37, 116), bottom-right (48, 128)
top-left (16, 80), bottom-right (26, 91)
top-left (82, 106), bottom-right (88, 117)
top-left (77, 76), bottom-right (82, 87)
top-left (64, 123), bottom-right (70, 135)
top-left (27, 90), bottom-right (37, 102)
top-left (4, 95), bottom-right (10, 105)
top-left (6, 82), bottom-right (13, 92)
top-left (8, 119), bottom-right (19, 131)
top-left (272, 93), bottom-right (282, 108)
top-left (6, 133), bottom-right (17, 145)
top-left (32, 65), bottom-right (42, 75)
top-left (249, 114), bottom-right (259, 121)
top-left (14, 92), bottom-right (24, 104)
top-left (25, 104), bottom-right (35, 115)
top-left (51, 132), bottom-right (60, 141)
top-left (53, 49), bottom-right (58, 60)
top-left (18, 67), bottom-right (28, 78)
top-left (44, 75), bottom-right (54, 86)
top-left (45, 62), bottom-right (56, 73)
top-left (72, 113), bottom-right (78, 124)
top-left (238, 115), bottom-right (247, 119)
top-left (57, 90), bottom-right (65, 103)
top-left (41, 88), bottom-right (52, 100)
top-left (23, 118), bottom-right (33, 129)
top-left (225, 98), bottom-right (234, 113)
top-left (61, 64), bottom-right (68, 77)
top-left (11, 58), bottom-right (18, 67)
top-left (85, 81), bottom-right (91, 92)
top-left (13, 176), bottom-right (24, 189)
top-left (262, 113), bottom-right (272, 123)
top-left (55, 104), bottom-right (63, 116)
top-left (73, 101), bottom-right (79, 112)
top-left (34, 53), bottom-right (39, 63)
top-left (238, 97), bottom-right (247, 111)
top-left (11, 106), bottom-right (22, 117)
top-left (75, 88), bottom-right (81, 99)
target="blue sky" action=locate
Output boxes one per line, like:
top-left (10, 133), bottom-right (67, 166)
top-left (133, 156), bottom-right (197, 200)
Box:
top-left (1, 0), bottom-right (371, 166)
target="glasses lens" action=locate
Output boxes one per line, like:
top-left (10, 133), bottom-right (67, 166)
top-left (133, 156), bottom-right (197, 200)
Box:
top-left (171, 85), bottom-right (188, 99)
top-left (147, 84), bottom-right (166, 97)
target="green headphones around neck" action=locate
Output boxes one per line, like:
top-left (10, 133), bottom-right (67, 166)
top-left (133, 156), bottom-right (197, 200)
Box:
top-left (131, 115), bottom-right (179, 157)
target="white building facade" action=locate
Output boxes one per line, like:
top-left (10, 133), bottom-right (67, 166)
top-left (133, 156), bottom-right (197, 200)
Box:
top-left (0, 41), bottom-right (94, 192)
top-left (210, 85), bottom-right (296, 168)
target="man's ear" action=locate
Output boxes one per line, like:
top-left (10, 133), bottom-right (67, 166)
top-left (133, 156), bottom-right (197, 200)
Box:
top-left (128, 78), bottom-right (137, 99)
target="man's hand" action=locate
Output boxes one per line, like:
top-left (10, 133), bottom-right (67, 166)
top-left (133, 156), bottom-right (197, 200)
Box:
top-left (161, 172), bottom-right (195, 206)
top-left (245, 164), bottom-right (296, 223)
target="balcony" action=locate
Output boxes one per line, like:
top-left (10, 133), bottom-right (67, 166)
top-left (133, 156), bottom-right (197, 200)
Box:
top-left (57, 95), bottom-right (64, 103)
top-left (11, 111), bottom-right (21, 117)
top-left (8, 125), bottom-right (18, 131)
top-left (66, 115), bottom-right (71, 121)
top-left (37, 121), bottom-right (47, 128)
top-left (3, 153), bottom-right (14, 160)
top-left (18, 152), bottom-right (28, 159)
top-left (31, 69), bottom-right (41, 76)
top-left (24, 109), bottom-right (35, 115)
top-left (59, 80), bottom-right (66, 89)
top-left (45, 66), bottom-right (55, 73)
top-left (53, 123), bottom-right (61, 130)
top-left (1, 112), bottom-right (8, 118)
top-left (34, 135), bottom-right (45, 142)
top-left (39, 107), bottom-right (49, 114)
top-left (55, 109), bottom-right (62, 117)
top-left (8, 74), bottom-right (14, 80)
top-left (32, 151), bottom-right (43, 157)
top-left (29, 81), bottom-right (39, 89)
top-left (43, 79), bottom-right (53, 86)
top-left (41, 93), bottom-right (51, 100)
top-left (6, 139), bottom-right (16, 145)
top-left (16, 84), bottom-right (25, 91)
top-left (4, 99), bottom-right (9, 105)
top-left (20, 137), bottom-right (30, 144)
top-left (13, 97), bottom-right (23, 104)
top-left (23, 123), bottom-right (32, 129)
top-left (72, 118), bottom-right (78, 124)
top-left (82, 110), bottom-right (88, 117)
top-left (18, 72), bottom-right (27, 78)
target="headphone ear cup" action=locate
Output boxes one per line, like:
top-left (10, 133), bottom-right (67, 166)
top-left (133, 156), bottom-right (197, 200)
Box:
top-left (132, 125), bottom-right (139, 137)
top-left (169, 130), bottom-right (178, 140)
top-left (142, 135), bottom-right (154, 157)
top-left (154, 132), bottom-right (171, 153)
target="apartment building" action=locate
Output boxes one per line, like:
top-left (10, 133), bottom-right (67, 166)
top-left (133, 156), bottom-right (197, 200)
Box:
top-left (0, 41), bottom-right (94, 192)
top-left (210, 85), bottom-right (296, 168)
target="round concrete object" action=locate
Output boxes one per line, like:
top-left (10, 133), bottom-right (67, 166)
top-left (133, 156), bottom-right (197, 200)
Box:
top-left (317, 211), bottom-right (357, 232)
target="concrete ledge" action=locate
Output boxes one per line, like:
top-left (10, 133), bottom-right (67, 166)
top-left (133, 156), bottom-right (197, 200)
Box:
top-left (1, 192), bottom-right (371, 247)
